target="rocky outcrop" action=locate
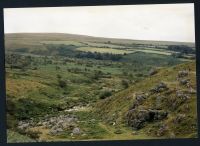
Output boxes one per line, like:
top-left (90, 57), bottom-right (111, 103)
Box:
top-left (130, 93), bottom-right (148, 109)
top-left (176, 90), bottom-right (190, 101)
top-left (127, 109), bottom-right (168, 130)
top-left (150, 82), bottom-right (168, 94)
top-left (45, 115), bottom-right (78, 135)
top-left (18, 114), bottom-right (78, 136)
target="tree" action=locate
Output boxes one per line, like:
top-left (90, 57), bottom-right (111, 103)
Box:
top-left (168, 45), bottom-right (195, 54)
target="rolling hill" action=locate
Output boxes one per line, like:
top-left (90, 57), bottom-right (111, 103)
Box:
top-left (5, 33), bottom-right (195, 51)
top-left (5, 33), bottom-right (197, 142)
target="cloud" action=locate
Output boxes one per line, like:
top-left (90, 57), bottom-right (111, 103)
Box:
top-left (4, 4), bottom-right (195, 42)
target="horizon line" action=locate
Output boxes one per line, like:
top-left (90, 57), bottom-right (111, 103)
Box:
top-left (4, 32), bottom-right (195, 43)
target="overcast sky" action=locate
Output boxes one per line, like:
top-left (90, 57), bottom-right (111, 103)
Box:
top-left (4, 4), bottom-right (195, 42)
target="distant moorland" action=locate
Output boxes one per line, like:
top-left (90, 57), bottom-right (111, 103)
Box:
top-left (5, 33), bottom-right (197, 142)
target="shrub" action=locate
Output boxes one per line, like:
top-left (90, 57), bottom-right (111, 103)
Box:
top-left (58, 80), bottom-right (67, 88)
top-left (7, 114), bottom-right (17, 129)
top-left (121, 79), bottom-right (129, 89)
top-left (99, 90), bottom-right (112, 99)
top-left (57, 74), bottom-right (62, 79)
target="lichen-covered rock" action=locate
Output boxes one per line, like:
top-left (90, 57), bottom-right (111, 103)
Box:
top-left (150, 82), bottom-right (168, 93)
top-left (130, 93), bottom-right (148, 109)
top-left (176, 91), bottom-right (190, 101)
top-left (135, 93), bottom-right (147, 104)
top-left (179, 79), bottom-right (190, 85)
top-left (72, 127), bottom-right (81, 135)
top-left (178, 70), bottom-right (189, 78)
top-left (18, 121), bottom-right (30, 130)
top-left (127, 109), bottom-right (168, 130)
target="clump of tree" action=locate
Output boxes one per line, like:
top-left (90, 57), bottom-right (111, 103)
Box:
top-left (75, 52), bottom-right (123, 61)
top-left (14, 48), bottom-right (29, 53)
top-left (5, 54), bottom-right (32, 71)
top-left (91, 70), bottom-right (103, 80)
top-left (99, 90), bottom-right (112, 99)
top-left (46, 44), bottom-right (124, 62)
top-left (167, 45), bottom-right (195, 54)
top-left (57, 74), bottom-right (67, 88)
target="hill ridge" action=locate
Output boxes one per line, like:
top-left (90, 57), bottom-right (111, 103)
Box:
top-left (5, 33), bottom-right (195, 45)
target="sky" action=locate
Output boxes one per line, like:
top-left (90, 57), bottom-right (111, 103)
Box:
top-left (4, 4), bottom-right (195, 42)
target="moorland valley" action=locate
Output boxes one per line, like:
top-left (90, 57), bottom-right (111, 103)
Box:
top-left (5, 33), bottom-right (197, 142)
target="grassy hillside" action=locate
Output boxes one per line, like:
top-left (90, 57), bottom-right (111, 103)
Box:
top-left (5, 33), bottom-right (197, 142)
top-left (95, 61), bottom-right (197, 138)
top-left (7, 130), bottom-right (36, 143)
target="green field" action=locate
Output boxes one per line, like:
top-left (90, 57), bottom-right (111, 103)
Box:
top-left (76, 47), bottom-right (134, 54)
top-left (5, 33), bottom-right (197, 142)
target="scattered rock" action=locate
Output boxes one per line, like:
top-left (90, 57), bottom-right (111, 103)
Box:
top-left (72, 127), bottom-right (81, 135)
top-left (81, 133), bottom-right (87, 137)
top-left (130, 93), bottom-right (148, 109)
top-left (18, 121), bottom-right (30, 130)
top-left (49, 129), bottom-right (59, 135)
top-left (189, 87), bottom-right (196, 94)
top-left (169, 132), bottom-right (176, 138)
top-left (173, 114), bottom-right (186, 124)
top-left (37, 122), bottom-right (42, 126)
top-left (179, 79), bottom-right (190, 85)
top-left (150, 82), bottom-right (168, 93)
top-left (135, 93), bottom-right (147, 104)
top-left (114, 129), bottom-right (123, 134)
top-left (178, 70), bottom-right (189, 78)
top-left (149, 68), bottom-right (158, 76)
top-left (156, 124), bottom-right (168, 137)
top-left (49, 126), bottom-right (64, 135)
top-left (57, 128), bottom-right (64, 133)
top-left (176, 91), bottom-right (190, 101)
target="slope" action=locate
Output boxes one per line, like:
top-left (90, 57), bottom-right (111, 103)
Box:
top-left (95, 61), bottom-right (197, 138)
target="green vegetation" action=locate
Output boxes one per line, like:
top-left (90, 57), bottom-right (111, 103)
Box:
top-left (5, 33), bottom-right (197, 142)
top-left (76, 47), bottom-right (133, 54)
